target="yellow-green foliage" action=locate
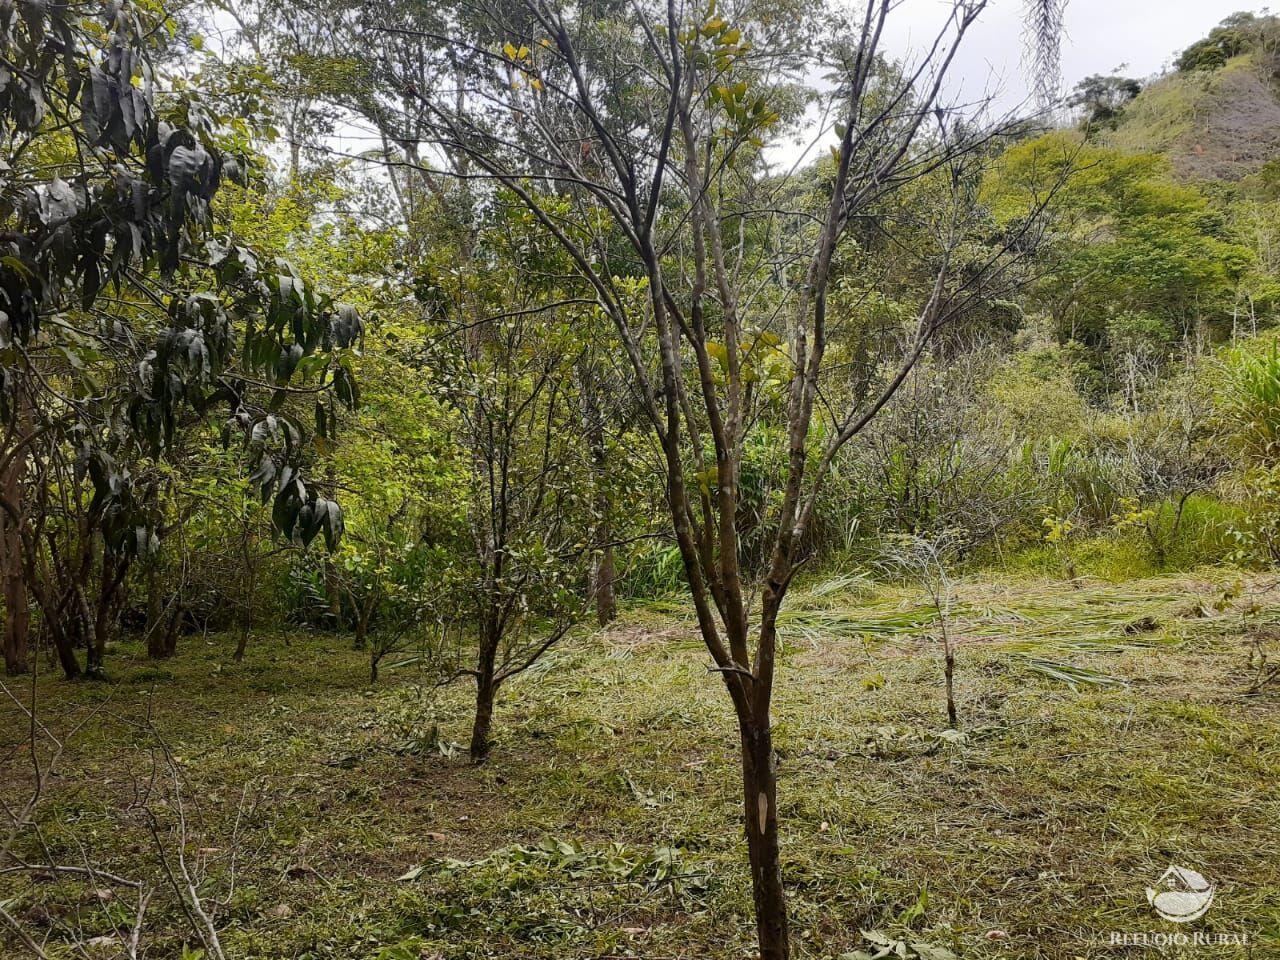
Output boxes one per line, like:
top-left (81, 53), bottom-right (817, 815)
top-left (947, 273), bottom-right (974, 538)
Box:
top-left (987, 132), bottom-right (1253, 348)
top-left (986, 342), bottom-right (1095, 441)
top-left (1105, 67), bottom-right (1208, 157)
top-left (1224, 336), bottom-right (1280, 463)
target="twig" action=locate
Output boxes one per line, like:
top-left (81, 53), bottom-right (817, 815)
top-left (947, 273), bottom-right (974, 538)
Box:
top-left (0, 901), bottom-right (51, 958)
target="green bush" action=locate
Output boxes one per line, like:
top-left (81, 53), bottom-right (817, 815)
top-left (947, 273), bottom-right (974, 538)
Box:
top-left (1144, 493), bottom-right (1245, 568)
top-left (621, 542), bottom-right (686, 599)
top-left (1225, 339), bottom-right (1280, 462)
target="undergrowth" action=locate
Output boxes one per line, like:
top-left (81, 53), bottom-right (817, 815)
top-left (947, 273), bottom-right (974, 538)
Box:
top-left (2, 570), bottom-right (1277, 959)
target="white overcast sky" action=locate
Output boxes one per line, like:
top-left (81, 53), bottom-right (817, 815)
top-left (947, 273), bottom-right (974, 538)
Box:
top-left (203, 0), bottom-right (1265, 171)
top-left (885, 0), bottom-right (1264, 111)
top-left (767, 1), bottom-right (1262, 167)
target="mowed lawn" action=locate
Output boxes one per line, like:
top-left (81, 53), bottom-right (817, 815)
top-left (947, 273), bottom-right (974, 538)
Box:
top-left (2, 570), bottom-right (1278, 959)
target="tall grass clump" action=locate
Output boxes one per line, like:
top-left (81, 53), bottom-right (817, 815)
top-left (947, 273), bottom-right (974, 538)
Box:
top-left (1226, 340), bottom-right (1280, 462)
top-left (621, 542), bottom-right (687, 600)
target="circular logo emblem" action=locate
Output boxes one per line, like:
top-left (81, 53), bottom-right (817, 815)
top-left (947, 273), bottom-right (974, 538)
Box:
top-left (1146, 865), bottom-right (1215, 923)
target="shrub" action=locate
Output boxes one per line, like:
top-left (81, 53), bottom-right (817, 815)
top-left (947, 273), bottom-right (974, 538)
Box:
top-left (1224, 339), bottom-right (1280, 462)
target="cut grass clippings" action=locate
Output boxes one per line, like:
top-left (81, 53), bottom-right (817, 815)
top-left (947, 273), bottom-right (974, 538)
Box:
top-left (1, 568), bottom-right (1277, 959)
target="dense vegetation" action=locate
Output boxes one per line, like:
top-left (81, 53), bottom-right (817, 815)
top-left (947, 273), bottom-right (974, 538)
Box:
top-left (3, 3), bottom-right (1279, 959)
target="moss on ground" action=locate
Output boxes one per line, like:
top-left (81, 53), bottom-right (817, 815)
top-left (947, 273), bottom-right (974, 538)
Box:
top-left (2, 570), bottom-right (1277, 959)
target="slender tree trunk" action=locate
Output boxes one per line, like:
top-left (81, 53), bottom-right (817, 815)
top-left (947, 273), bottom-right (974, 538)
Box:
top-left (325, 557), bottom-right (343, 628)
top-left (234, 529), bottom-right (254, 662)
top-left (87, 607), bottom-right (108, 676)
top-left (944, 643), bottom-right (957, 728)
top-left (324, 464), bottom-right (343, 629)
top-left (234, 606), bottom-right (251, 661)
top-left (1, 417), bottom-right (30, 675)
top-left (353, 593), bottom-right (374, 651)
top-left (577, 356), bottom-right (617, 626)
top-left (593, 536), bottom-right (617, 627)
top-left (87, 552), bottom-right (126, 678)
top-left (739, 714), bottom-right (789, 960)
top-left (470, 674), bottom-right (496, 763)
top-left (144, 561), bottom-right (168, 659)
top-left (1, 505), bottom-right (28, 675)
top-left (470, 619), bottom-right (500, 762)
top-left (145, 561), bottom-right (161, 631)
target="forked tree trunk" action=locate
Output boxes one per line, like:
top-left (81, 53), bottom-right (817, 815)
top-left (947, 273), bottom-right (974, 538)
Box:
top-left (87, 552), bottom-right (128, 678)
top-left (37, 583), bottom-right (83, 681)
top-left (149, 607), bottom-right (180, 660)
top-left (147, 614), bottom-right (177, 659)
top-left (52, 630), bottom-right (82, 679)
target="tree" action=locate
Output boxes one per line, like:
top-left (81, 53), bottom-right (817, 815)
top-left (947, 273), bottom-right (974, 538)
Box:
top-left (421, 194), bottom-right (595, 761)
top-left (1174, 12), bottom-right (1280, 73)
top-left (879, 532), bottom-right (962, 726)
top-left (1066, 73), bottom-right (1141, 131)
top-left (989, 133), bottom-right (1252, 366)
top-left (851, 345), bottom-right (1024, 548)
top-left (325, 0), bottom-right (1061, 954)
top-left (0, 0), bottom-right (360, 676)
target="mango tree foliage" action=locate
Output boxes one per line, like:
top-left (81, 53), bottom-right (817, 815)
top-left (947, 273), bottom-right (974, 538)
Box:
top-left (0, 0), bottom-right (361, 676)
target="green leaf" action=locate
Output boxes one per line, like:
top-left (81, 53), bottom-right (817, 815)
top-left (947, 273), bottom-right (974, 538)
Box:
top-left (910, 945), bottom-right (958, 960)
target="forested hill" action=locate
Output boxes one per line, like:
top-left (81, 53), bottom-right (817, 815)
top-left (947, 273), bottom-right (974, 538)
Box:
top-left (1090, 11), bottom-right (1280, 182)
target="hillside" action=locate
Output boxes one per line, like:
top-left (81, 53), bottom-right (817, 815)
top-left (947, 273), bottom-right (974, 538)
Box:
top-left (1107, 54), bottom-right (1280, 181)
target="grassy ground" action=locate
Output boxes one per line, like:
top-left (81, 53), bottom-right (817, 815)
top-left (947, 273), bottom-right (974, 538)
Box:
top-left (2, 569), bottom-right (1278, 959)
